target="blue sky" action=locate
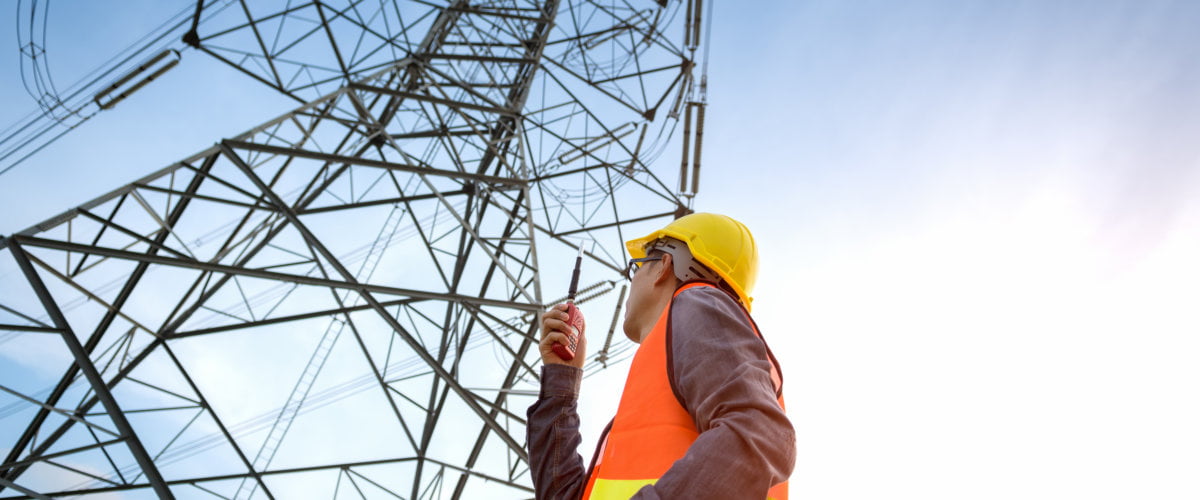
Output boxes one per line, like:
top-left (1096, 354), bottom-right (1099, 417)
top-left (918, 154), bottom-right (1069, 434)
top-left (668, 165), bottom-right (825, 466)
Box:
top-left (2, 1), bottom-right (1199, 498)
top-left (694, 1), bottom-right (1200, 498)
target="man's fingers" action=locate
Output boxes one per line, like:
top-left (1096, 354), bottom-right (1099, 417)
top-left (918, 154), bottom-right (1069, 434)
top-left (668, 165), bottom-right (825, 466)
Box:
top-left (541, 331), bottom-right (568, 347)
top-left (539, 305), bottom-right (573, 339)
top-left (539, 307), bottom-right (567, 325)
top-left (541, 304), bottom-right (568, 318)
top-left (542, 318), bottom-right (574, 336)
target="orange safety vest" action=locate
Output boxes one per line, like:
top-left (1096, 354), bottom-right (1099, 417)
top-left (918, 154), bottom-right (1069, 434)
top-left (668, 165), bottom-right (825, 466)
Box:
top-left (581, 282), bottom-right (788, 500)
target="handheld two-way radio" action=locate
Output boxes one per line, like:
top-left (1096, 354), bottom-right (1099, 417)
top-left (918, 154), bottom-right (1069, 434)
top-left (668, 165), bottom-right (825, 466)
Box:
top-left (552, 244), bottom-right (586, 361)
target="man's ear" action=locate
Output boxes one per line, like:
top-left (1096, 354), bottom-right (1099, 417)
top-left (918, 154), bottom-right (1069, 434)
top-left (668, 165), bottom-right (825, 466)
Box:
top-left (654, 253), bottom-right (675, 285)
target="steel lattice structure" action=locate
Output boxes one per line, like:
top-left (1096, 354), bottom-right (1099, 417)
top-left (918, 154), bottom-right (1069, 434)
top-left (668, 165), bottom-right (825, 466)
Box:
top-left (0, 0), bottom-right (708, 497)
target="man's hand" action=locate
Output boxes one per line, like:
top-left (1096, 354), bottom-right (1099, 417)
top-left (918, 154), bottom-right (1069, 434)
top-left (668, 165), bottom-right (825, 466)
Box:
top-left (539, 303), bottom-right (587, 368)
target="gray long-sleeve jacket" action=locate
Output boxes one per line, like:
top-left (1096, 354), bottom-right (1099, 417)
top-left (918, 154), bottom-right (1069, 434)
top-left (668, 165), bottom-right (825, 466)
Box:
top-left (526, 285), bottom-right (796, 499)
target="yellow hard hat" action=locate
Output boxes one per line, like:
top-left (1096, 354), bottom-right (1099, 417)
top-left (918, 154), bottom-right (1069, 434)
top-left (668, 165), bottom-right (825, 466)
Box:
top-left (625, 212), bottom-right (759, 307)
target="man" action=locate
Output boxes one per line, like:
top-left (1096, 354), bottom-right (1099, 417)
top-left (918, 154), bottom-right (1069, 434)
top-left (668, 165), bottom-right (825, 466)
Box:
top-left (527, 213), bottom-right (795, 499)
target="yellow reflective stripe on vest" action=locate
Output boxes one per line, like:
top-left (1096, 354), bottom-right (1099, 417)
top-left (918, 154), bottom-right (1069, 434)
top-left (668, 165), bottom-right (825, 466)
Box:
top-left (588, 478), bottom-right (657, 499)
top-left (588, 478), bottom-right (782, 500)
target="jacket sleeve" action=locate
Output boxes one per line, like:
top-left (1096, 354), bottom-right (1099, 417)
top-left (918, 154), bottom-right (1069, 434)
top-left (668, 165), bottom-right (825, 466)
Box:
top-left (526, 363), bottom-right (588, 500)
top-left (633, 286), bottom-right (796, 499)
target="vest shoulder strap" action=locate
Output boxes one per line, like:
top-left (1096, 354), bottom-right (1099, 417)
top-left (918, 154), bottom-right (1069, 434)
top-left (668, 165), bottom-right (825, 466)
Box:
top-left (665, 281), bottom-right (785, 414)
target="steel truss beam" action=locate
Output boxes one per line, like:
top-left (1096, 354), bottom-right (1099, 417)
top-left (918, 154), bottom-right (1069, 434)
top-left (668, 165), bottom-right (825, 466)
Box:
top-left (13, 234), bottom-right (538, 312)
top-left (7, 240), bottom-right (174, 499)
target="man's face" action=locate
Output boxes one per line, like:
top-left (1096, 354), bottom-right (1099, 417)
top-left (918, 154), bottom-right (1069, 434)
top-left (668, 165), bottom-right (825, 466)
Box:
top-left (621, 251), bottom-right (664, 343)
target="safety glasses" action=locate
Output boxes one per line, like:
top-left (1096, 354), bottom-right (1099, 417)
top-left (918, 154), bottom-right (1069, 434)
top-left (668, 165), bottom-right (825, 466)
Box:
top-left (625, 256), bottom-right (664, 280)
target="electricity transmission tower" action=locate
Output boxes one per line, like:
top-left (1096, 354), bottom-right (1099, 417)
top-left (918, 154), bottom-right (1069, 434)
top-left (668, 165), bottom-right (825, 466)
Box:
top-left (0, 0), bottom-right (710, 498)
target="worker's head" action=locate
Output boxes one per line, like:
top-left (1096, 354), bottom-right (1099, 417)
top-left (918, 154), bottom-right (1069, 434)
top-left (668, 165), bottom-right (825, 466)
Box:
top-left (621, 212), bottom-right (759, 341)
top-left (621, 245), bottom-right (677, 342)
